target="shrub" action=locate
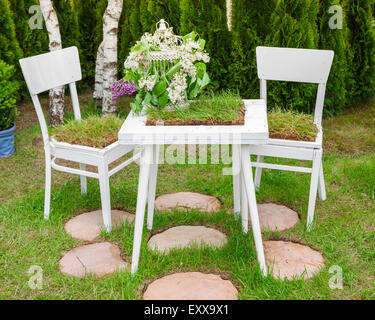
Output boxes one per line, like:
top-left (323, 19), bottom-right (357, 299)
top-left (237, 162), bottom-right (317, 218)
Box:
top-left (229, 0), bottom-right (262, 98)
top-left (0, 61), bottom-right (19, 131)
top-left (180, 0), bottom-right (232, 91)
top-left (318, 0), bottom-right (350, 116)
top-left (266, 0), bottom-right (320, 114)
top-left (10, 0), bottom-right (48, 58)
top-left (343, 0), bottom-right (375, 103)
top-left (77, 0), bottom-right (103, 83)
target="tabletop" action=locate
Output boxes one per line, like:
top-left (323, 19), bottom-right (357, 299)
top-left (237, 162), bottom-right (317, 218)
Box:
top-left (118, 99), bottom-right (269, 145)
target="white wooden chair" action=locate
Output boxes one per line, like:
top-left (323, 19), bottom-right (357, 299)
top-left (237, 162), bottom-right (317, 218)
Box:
top-left (19, 47), bottom-right (141, 232)
top-left (248, 46), bottom-right (334, 230)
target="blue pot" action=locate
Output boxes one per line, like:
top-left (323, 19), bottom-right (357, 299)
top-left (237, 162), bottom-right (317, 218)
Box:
top-left (0, 124), bottom-right (16, 158)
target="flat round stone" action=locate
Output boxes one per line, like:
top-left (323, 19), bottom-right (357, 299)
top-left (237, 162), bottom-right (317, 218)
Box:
top-left (65, 210), bottom-right (134, 241)
top-left (143, 272), bottom-right (238, 300)
top-left (59, 242), bottom-right (128, 278)
top-left (258, 203), bottom-right (299, 232)
top-left (148, 225), bottom-right (227, 252)
top-left (264, 241), bottom-right (325, 280)
top-left (155, 192), bottom-right (221, 213)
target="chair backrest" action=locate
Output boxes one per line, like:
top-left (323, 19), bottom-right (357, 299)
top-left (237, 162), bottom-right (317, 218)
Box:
top-left (19, 47), bottom-right (82, 148)
top-left (256, 46), bottom-right (334, 125)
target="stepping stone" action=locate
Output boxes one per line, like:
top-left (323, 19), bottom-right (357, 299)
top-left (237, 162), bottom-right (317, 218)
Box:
top-left (258, 203), bottom-right (299, 232)
top-left (65, 210), bottom-right (134, 241)
top-left (155, 192), bottom-right (221, 213)
top-left (148, 225), bottom-right (227, 253)
top-left (143, 272), bottom-right (238, 300)
top-left (59, 242), bottom-right (128, 278)
top-left (264, 240), bottom-right (325, 280)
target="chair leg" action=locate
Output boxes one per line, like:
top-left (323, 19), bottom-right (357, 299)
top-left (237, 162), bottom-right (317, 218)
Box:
top-left (131, 145), bottom-right (152, 274)
top-left (98, 161), bottom-right (112, 233)
top-left (44, 154), bottom-right (52, 220)
top-left (232, 144), bottom-right (241, 219)
top-left (254, 155), bottom-right (264, 189)
top-left (241, 145), bottom-right (267, 276)
top-left (147, 145), bottom-right (159, 230)
top-left (79, 163), bottom-right (87, 195)
top-left (318, 163), bottom-right (327, 201)
top-left (307, 149), bottom-right (323, 231)
top-left (240, 175), bottom-right (249, 233)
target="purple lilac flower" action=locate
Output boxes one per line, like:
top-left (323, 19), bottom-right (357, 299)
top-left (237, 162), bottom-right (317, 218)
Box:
top-left (111, 80), bottom-right (137, 102)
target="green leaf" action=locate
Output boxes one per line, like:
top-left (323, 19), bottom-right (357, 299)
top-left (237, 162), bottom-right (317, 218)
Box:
top-left (131, 42), bottom-right (142, 52)
top-left (130, 100), bottom-right (142, 115)
top-left (188, 81), bottom-right (200, 100)
top-left (166, 63), bottom-right (180, 80)
top-left (158, 91), bottom-right (169, 109)
top-left (152, 80), bottom-right (167, 97)
top-left (183, 31), bottom-right (198, 42)
top-left (135, 92), bottom-right (143, 103)
top-left (199, 72), bottom-right (210, 89)
top-left (142, 92), bottom-right (152, 106)
top-left (198, 39), bottom-right (206, 51)
top-left (195, 62), bottom-right (206, 79)
top-left (151, 93), bottom-right (159, 106)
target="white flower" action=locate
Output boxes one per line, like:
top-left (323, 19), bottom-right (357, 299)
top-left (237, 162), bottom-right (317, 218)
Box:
top-left (180, 58), bottom-right (196, 77)
top-left (166, 72), bottom-right (187, 105)
top-left (139, 75), bottom-right (157, 91)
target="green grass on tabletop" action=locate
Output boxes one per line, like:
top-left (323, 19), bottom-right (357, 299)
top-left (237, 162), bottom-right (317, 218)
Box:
top-left (146, 91), bottom-right (244, 125)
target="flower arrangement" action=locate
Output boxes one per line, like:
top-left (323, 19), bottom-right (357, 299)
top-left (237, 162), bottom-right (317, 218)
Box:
top-left (119, 19), bottom-right (210, 115)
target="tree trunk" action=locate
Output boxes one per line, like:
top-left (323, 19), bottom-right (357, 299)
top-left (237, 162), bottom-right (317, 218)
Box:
top-left (226, 0), bottom-right (232, 31)
top-left (39, 0), bottom-right (65, 126)
top-left (100, 0), bottom-right (123, 116)
top-left (93, 41), bottom-right (104, 108)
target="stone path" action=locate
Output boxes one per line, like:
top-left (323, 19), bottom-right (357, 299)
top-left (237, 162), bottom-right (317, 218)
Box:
top-left (155, 192), bottom-right (221, 213)
top-left (148, 225), bottom-right (228, 253)
top-left (143, 272), bottom-right (238, 300)
top-left (58, 193), bottom-right (323, 295)
top-left (264, 240), bottom-right (325, 280)
top-left (257, 203), bottom-right (299, 232)
top-left (59, 242), bottom-right (129, 278)
top-left (65, 210), bottom-right (134, 241)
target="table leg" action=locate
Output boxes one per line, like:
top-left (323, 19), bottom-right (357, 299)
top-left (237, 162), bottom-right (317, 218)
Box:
top-left (240, 174), bottom-right (249, 233)
top-left (131, 145), bottom-right (153, 274)
top-left (232, 144), bottom-right (241, 220)
top-left (147, 144), bottom-right (160, 230)
top-left (241, 144), bottom-right (267, 276)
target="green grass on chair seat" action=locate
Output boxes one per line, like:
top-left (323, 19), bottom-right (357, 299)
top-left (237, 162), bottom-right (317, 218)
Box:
top-left (51, 115), bottom-right (123, 148)
top-left (268, 109), bottom-right (318, 142)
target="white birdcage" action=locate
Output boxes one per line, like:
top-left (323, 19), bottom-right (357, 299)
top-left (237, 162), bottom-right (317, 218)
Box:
top-left (149, 19), bottom-right (184, 61)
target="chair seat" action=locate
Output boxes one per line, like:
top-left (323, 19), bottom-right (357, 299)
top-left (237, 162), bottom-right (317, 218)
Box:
top-left (50, 139), bottom-right (137, 166)
top-left (51, 115), bottom-right (122, 149)
top-left (267, 111), bottom-right (322, 149)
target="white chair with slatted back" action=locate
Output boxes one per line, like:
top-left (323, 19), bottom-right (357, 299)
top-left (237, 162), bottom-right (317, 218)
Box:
top-left (248, 46), bottom-right (334, 230)
top-left (19, 47), bottom-right (141, 232)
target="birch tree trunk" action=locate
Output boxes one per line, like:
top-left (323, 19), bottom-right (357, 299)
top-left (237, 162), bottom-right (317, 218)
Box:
top-left (100, 0), bottom-right (123, 116)
top-left (39, 0), bottom-right (65, 126)
top-left (226, 0), bottom-right (232, 31)
top-left (93, 42), bottom-right (104, 108)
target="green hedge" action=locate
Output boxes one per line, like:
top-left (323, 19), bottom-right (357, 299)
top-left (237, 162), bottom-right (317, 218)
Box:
top-left (0, 60), bottom-right (19, 130)
top-left (5, 0), bottom-right (375, 116)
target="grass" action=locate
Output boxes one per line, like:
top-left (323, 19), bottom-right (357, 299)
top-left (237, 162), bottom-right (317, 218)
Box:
top-left (51, 114), bottom-right (123, 148)
top-left (268, 108), bottom-right (318, 141)
top-left (0, 91), bottom-right (374, 300)
top-left (147, 91), bottom-right (318, 141)
top-left (146, 91), bottom-right (244, 125)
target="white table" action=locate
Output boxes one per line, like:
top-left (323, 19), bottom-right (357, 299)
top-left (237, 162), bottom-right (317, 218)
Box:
top-left (119, 99), bottom-right (269, 275)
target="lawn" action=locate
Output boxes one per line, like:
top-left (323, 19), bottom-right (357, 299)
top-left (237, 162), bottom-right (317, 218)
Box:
top-left (0, 93), bottom-right (374, 300)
